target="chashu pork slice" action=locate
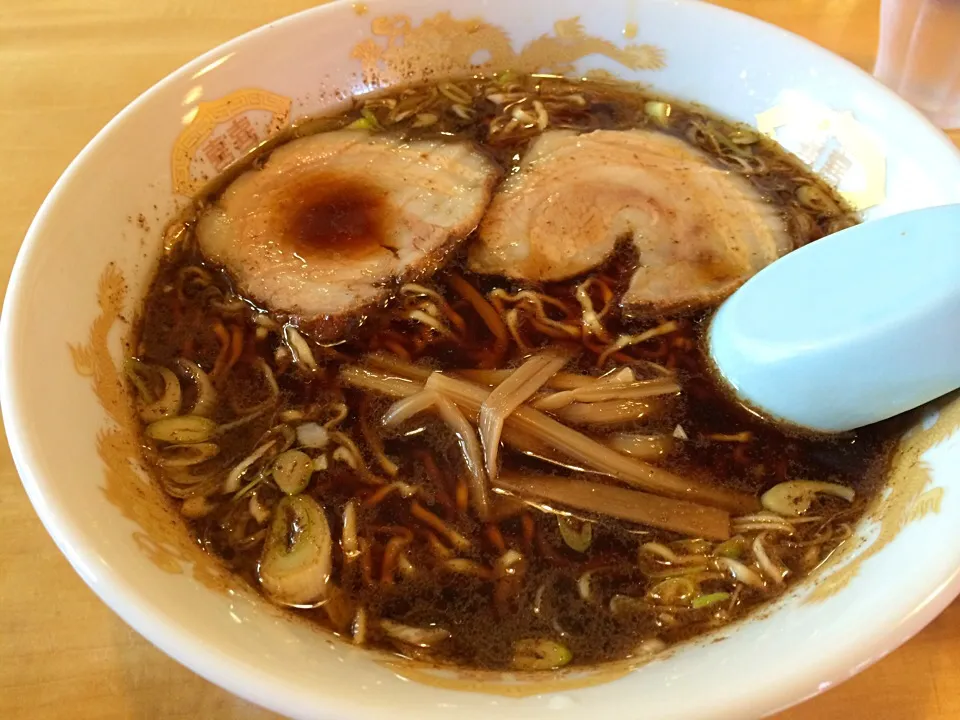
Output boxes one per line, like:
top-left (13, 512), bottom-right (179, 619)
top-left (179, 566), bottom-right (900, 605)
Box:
top-left (197, 130), bottom-right (500, 339)
top-left (468, 129), bottom-right (792, 315)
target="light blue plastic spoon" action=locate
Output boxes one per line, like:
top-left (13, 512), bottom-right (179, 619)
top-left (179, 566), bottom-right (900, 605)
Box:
top-left (708, 203), bottom-right (960, 432)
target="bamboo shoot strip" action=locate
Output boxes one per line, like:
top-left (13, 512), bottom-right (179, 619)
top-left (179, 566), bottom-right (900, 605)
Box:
top-left (494, 471), bottom-right (730, 541)
top-left (339, 365), bottom-right (757, 514)
top-left (426, 373), bottom-right (758, 514)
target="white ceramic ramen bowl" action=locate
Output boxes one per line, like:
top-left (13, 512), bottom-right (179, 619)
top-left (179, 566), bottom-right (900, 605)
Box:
top-left (4, 1), bottom-right (960, 718)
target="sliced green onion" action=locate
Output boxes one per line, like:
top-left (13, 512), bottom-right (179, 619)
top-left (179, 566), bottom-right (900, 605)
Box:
top-left (347, 107), bottom-right (383, 132)
top-left (673, 538), bottom-right (712, 555)
top-left (557, 515), bottom-right (593, 552)
top-left (511, 638), bottom-right (572, 671)
top-left (715, 536), bottom-right (746, 559)
top-left (796, 184), bottom-right (841, 214)
top-left (283, 326), bottom-right (318, 371)
top-left (158, 442), bottom-right (219, 468)
top-left (362, 107), bottom-right (383, 128)
top-left (259, 495), bottom-right (332, 606)
top-left (346, 117), bottom-right (374, 130)
top-left (729, 127), bottom-right (759, 145)
top-left (126, 360), bottom-right (183, 423)
top-left (272, 450), bottom-right (314, 495)
top-left (248, 493), bottom-right (270, 524)
top-left (761, 480), bottom-right (855, 516)
top-left (609, 594), bottom-right (646, 616)
top-left (174, 358), bottom-right (216, 417)
top-left (716, 556), bottom-right (765, 588)
top-left (438, 81), bottom-right (472, 105)
top-left (146, 415), bottom-right (217, 444)
top-left (224, 439), bottom-right (277, 494)
top-left (692, 592), bottom-right (730, 609)
top-left (380, 620), bottom-right (450, 647)
top-left (494, 549), bottom-right (525, 577)
top-left (411, 112), bottom-right (438, 128)
top-left (140, 366), bottom-right (182, 422)
top-left (647, 577), bottom-right (697, 605)
top-left (644, 100), bottom-right (671, 126)
top-left (296, 422), bottom-right (329, 449)
top-left (180, 495), bottom-right (214, 519)
top-left (124, 359), bottom-right (156, 403)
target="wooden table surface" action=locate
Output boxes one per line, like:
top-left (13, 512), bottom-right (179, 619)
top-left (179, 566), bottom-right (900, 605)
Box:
top-left (2, 1), bottom-right (959, 718)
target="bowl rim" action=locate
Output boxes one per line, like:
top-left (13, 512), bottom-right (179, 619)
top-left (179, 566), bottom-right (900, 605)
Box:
top-left (4, 0), bottom-right (960, 718)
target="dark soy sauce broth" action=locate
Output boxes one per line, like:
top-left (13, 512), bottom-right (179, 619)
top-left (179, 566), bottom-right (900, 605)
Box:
top-left (130, 74), bottom-right (899, 670)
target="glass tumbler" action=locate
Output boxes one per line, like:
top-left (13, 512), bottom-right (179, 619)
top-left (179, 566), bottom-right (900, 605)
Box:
top-left (874, 0), bottom-right (960, 129)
